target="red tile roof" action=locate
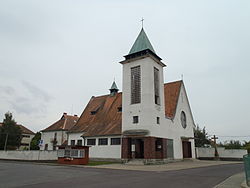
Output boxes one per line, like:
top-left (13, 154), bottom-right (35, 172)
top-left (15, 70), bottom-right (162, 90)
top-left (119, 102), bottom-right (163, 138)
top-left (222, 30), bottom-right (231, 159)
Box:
top-left (69, 81), bottom-right (183, 137)
top-left (42, 113), bottom-right (79, 132)
top-left (164, 80), bottom-right (182, 118)
top-left (69, 93), bottom-right (122, 136)
top-left (18, 124), bottom-right (35, 135)
top-left (0, 123), bottom-right (35, 135)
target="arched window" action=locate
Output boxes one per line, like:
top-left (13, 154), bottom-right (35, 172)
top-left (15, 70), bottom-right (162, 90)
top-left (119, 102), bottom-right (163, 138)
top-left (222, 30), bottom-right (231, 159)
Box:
top-left (181, 111), bottom-right (187, 129)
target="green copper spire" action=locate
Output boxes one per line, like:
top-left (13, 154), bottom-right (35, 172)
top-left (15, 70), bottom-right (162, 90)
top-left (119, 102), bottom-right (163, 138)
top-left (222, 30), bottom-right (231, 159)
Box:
top-left (110, 81), bottom-right (118, 90)
top-left (128, 28), bottom-right (155, 55)
top-left (109, 81), bottom-right (119, 96)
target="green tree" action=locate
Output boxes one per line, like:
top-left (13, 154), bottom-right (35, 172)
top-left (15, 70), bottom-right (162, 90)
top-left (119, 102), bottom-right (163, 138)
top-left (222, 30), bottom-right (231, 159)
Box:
top-left (0, 112), bottom-right (22, 150)
top-left (224, 140), bottom-right (242, 149)
top-left (194, 125), bottom-right (211, 147)
top-left (30, 132), bottom-right (41, 150)
top-left (243, 141), bottom-right (250, 153)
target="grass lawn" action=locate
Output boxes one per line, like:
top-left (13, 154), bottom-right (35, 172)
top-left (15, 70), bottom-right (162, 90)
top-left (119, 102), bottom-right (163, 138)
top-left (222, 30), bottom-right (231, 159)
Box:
top-left (87, 161), bottom-right (119, 166)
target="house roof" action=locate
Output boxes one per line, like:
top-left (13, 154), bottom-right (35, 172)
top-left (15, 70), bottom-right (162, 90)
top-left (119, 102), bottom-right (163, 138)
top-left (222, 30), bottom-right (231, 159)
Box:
top-left (69, 93), bottom-right (122, 136)
top-left (18, 124), bottom-right (35, 135)
top-left (69, 80), bottom-right (183, 137)
top-left (164, 80), bottom-right (183, 118)
top-left (0, 122), bottom-right (35, 135)
top-left (128, 28), bottom-right (156, 55)
top-left (42, 113), bottom-right (79, 132)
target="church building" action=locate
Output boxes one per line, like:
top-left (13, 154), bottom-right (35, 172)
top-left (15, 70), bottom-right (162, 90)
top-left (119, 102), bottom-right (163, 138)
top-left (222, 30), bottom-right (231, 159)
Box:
top-left (67, 28), bottom-right (196, 163)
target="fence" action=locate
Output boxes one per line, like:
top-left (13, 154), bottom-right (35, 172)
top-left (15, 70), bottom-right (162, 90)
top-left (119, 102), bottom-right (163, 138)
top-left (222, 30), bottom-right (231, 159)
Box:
top-left (58, 149), bottom-right (85, 158)
top-left (243, 154), bottom-right (250, 186)
top-left (0, 150), bottom-right (57, 161)
top-left (196, 147), bottom-right (247, 160)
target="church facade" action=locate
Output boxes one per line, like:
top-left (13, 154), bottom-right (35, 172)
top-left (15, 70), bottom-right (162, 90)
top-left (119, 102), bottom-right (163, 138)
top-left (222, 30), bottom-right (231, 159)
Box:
top-left (67, 28), bottom-right (195, 162)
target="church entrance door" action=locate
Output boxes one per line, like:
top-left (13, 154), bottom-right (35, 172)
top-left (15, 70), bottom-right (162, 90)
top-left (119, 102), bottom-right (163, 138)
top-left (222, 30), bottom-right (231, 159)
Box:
top-left (182, 141), bottom-right (192, 158)
top-left (132, 138), bottom-right (144, 159)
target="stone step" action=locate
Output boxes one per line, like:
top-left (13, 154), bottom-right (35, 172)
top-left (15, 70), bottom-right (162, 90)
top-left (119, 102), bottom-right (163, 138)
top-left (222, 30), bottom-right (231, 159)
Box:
top-left (125, 159), bottom-right (144, 165)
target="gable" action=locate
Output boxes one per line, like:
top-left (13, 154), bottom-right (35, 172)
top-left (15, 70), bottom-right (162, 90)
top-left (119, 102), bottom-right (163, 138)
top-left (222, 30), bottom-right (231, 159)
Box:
top-left (42, 114), bottom-right (78, 132)
top-left (164, 81), bottom-right (182, 119)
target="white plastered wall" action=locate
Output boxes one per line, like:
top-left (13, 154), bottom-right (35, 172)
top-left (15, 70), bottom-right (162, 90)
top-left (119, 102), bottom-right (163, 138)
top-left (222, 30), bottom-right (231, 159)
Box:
top-left (122, 56), bottom-right (195, 160)
top-left (122, 57), bottom-right (166, 135)
top-left (40, 130), bottom-right (67, 150)
top-left (67, 132), bottom-right (83, 145)
top-left (86, 136), bottom-right (121, 159)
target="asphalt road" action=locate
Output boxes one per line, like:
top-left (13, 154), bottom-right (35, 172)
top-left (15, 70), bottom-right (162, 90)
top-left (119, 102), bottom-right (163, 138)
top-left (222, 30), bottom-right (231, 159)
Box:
top-left (0, 161), bottom-right (244, 188)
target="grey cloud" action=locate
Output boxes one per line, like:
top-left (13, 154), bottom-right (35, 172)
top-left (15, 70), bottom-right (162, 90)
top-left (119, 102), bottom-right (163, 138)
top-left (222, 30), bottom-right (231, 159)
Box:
top-left (22, 81), bottom-right (53, 102)
top-left (0, 86), bottom-right (15, 95)
top-left (8, 97), bottom-right (46, 115)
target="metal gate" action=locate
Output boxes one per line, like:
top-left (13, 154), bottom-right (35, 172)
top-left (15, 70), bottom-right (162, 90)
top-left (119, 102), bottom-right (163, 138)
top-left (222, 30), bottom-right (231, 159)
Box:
top-left (243, 154), bottom-right (250, 186)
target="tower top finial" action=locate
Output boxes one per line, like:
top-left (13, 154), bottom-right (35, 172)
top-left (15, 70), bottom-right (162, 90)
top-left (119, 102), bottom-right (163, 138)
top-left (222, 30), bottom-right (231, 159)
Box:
top-left (141, 17), bottom-right (144, 28)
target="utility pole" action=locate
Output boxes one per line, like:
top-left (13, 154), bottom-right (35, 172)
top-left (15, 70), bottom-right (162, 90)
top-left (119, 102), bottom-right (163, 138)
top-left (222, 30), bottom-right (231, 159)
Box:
top-left (211, 135), bottom-right (219, 160)
top-left (4, 133), bottom-right (8, 151)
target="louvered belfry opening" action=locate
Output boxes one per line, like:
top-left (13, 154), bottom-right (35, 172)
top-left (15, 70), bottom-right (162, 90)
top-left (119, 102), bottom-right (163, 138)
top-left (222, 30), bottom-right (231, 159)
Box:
top-left (131, 66), bottom-right (141, 104)
top-left (154, 67), bottom-right (160, 105)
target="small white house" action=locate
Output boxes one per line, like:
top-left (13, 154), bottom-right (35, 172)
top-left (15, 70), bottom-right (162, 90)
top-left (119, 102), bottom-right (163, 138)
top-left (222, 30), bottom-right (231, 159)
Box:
top-left (40, 113), bottom-right (78, 150)
top-left (67, 28), bottom-right (196, 163)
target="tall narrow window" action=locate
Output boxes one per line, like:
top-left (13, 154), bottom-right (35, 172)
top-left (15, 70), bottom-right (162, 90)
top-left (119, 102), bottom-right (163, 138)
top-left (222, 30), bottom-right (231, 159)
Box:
top-left (154, 67), bottom-right (160, 105)
top-left (131, 66), bottom-right (141, 104)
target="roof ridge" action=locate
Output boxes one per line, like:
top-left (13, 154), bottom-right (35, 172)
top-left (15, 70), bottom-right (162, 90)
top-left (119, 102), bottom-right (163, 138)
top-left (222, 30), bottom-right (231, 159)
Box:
top-left (164, 80), bottom-right (183, 85)
top-left (62, 117), bottom-right (67, 129)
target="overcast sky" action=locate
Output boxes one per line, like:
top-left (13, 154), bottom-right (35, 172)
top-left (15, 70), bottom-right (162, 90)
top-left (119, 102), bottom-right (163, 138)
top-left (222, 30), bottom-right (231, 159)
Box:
top-left (0, 0), bottom-right (249, 143)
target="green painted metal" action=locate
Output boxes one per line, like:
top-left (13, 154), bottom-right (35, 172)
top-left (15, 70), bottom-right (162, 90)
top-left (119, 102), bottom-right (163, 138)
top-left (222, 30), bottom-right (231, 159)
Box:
top-left (243, 154), bottom-right (250, 186)
top-left (128, 28), bottom-right (155, 55)
top-left (110, 81), bottom-right (118, 90)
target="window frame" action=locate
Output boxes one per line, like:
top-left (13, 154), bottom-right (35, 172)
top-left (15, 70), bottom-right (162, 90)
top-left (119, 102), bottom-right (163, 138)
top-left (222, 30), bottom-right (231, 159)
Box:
top-left (133, 116), bottom-right (139, 124)
top-left (87, 139), bottom-right (96, 146)
top-left (70, 140), bottom-right (75, 146)
top-left (154, 67), bottom-right (160, 105)
top-left (111, 138), bottom-right (121, 145)
top-left (131, 66), bottom-right (141, 104)
top-left (98, 138), bottom-right (108, 146)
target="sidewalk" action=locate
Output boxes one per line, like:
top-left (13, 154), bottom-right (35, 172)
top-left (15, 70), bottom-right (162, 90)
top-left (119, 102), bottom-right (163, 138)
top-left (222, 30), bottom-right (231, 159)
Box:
top-left (85, 159), bottom-right (242, 172)
top-left (214, 172), bottom-right (245, 188)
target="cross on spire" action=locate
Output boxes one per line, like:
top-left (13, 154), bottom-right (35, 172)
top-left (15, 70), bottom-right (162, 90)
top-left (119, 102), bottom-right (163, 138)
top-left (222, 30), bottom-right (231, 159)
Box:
top-left (141, 17), bottom-right (144, 28)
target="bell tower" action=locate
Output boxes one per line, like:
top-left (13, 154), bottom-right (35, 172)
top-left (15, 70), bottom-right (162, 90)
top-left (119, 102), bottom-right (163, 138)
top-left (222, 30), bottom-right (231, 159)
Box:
top-left (120, 28), bottom-right (166, 137)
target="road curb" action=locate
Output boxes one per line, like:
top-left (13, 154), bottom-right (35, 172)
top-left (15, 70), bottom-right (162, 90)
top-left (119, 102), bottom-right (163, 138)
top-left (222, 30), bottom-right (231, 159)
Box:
top-left (241, 181), bottom-right (250, 188)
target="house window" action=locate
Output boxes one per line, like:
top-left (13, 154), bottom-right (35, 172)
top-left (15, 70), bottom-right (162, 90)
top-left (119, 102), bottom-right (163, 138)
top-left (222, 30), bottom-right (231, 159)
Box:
top-left (87, 139), bottom-right (96, 146)
top-left (133, 116), bottom-right (139, 124)
top-left (91, 111), bottom-right (97, 115)
top-left (181, 111), bottom-right (187, 129)
top-left (77, 139), bottom-right (82, 146)
top-left (98, 138), bottom-right (108, 145)
top-left (131, 66), bottom-right (141, 104)
top-left (154, 67), bottom-right (160, 105)
top-left (117, 107), bottom-right (122, 112)
top-left (155, 139), bottom-right (162, 151)
top-left (45, 144), bottom-right (48, 150)
top-left (22, 135), bottom-right (30, 138)
top-left (157, 117), bottom-right (160, 124)
top-left (20, 143), bottom-right (29, 146)
top-left (70, 140), bottom-right (75, 146)
top-left (111, 138), bottom-right (121, 145)
top-left (54, 132), bottom-right (57, 139)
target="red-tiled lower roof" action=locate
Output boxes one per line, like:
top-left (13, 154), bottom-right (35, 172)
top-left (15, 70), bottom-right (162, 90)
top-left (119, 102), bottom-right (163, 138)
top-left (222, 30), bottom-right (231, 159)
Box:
top-left (0, 123), bottom-right (35, 135)
top-left (42, 114), bottom-right (79, 132)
